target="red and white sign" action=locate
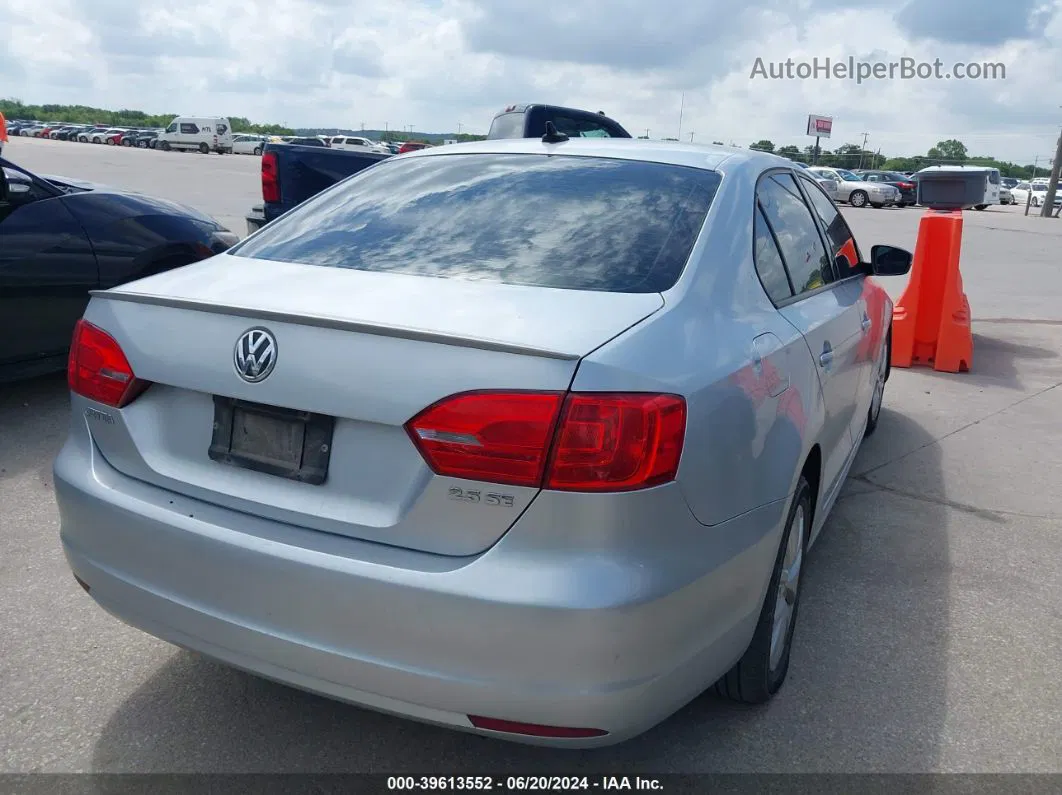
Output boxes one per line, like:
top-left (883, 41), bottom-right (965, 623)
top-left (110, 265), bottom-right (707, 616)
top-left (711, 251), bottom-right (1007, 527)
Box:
top-left (806, 114), bottom-right (833, 139)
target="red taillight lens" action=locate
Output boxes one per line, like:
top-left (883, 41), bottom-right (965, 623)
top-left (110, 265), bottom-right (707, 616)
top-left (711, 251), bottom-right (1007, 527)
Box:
top-left (467, 715), bottom-right (607, 739)
top-left (261, 151), bottom-right (279, 203)
top-left (406, 391), bottom-right (564, 488)
top-left (405, 391), bottom-right (686, 492)
top-left (901, 182), bottom-right (915, 189)
top-left (546, 393), bottom-right (686, 491)
top-left (67, 319), bottom-right (150, 407)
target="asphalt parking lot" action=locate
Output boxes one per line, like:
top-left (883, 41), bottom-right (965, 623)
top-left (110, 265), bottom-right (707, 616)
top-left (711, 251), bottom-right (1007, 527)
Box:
top-left (3, 136), bottom-right (1062, 774)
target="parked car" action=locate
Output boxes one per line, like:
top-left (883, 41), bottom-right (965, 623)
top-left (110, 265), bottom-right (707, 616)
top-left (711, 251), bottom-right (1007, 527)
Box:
top-left (397, 140), bottom-right (430, 154)
top-left (1001, 177), bottom-right (1019, 190)
top-left (232, 134), bottom-right (267, 155)
top-left (329, 136), bottom-right (390, 154)
top-left (808, 167), bottom-right (899, 208)
top-left (854, 170), bottom-right (917, 207)
top-left (133, 130), bottom-right (161, 148)
top-left (90, 128), bottom-right (123, 144)
top-left (794, 163), bottom-right (839, 201)
top-left (20, 124), bottom-right (46, 137)
top-left (0, 157), bottom-right (239, 382)
top-left (999, 186), bottom-right (1014, 205)
top-left (1010, 182), bottom-right (1032, 205)
top-left (78, 127), bottom-right (110, 143)
top-left (1028, 180), bottom-right (1061, 210)
top-left (288, 136), bottom-right (329, 147)
top-left (55, 138), bottom-right (912, 747)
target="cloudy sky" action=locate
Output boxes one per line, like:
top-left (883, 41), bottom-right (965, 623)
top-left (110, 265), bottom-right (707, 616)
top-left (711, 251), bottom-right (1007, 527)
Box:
top-left (3, 0), bottom-right (1061, 163)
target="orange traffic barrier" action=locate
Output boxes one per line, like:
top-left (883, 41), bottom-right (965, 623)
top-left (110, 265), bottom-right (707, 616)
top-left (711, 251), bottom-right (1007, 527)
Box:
top-left (891, 209), bottom-right (973, 373)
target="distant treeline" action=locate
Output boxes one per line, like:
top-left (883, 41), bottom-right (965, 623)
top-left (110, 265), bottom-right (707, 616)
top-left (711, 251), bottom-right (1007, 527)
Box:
top-left (746, 138), bottom-right (1048, 180)
top-left (0, 99), bottom-right (295, 136)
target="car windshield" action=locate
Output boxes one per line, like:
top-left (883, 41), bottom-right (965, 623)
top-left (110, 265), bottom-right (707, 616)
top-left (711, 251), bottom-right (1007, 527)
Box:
top-left (232, 153), bottom-right (722, 293)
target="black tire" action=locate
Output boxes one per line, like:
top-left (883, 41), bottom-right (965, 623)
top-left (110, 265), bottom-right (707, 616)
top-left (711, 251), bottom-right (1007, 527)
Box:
top-left (849, 190), bottom-right (868, 208)
top-left (160, 141), bottom-right (170, 151)
top-left (871, 203), bottom-right (884, 209)
top-left (121, 139), bottom-right (131, 147)
top-left (974, 204), bottom-right (986, 211)
top-left (865, 326), bottom-right (891, 437)
top-left (199, 142), bottom-right (210, 154)
top-left (715, 476), bottom-right (812, 704)
top-left (253, 146), bottom-right (263, 156)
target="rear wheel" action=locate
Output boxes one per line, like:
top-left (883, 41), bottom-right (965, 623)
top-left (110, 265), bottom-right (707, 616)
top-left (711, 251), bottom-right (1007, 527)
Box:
top-left (254, 146), bottom-right (263, 156)
top-left (974, 204), bottom-right (987, 211)
top-left (715, 476), bottom-right (811, 704)
top-left (160, 141), bottom-right (170, 151)
top-left (849, 190), bottom-right (868, 208)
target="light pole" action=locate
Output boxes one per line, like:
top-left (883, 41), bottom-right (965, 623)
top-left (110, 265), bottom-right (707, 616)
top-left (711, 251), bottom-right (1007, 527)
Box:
top-left (1040, 106), bottom-right (1062, 218)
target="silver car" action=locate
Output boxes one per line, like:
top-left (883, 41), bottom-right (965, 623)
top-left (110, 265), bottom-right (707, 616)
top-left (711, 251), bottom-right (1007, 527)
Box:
top-left (809, 166), bottom-right (899, 208)
top-left (55, 139), bottom-right (911, 747)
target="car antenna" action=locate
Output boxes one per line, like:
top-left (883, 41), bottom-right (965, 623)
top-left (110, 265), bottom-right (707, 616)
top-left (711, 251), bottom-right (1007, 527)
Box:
top-left (541, 121), bottom-right (569, 144)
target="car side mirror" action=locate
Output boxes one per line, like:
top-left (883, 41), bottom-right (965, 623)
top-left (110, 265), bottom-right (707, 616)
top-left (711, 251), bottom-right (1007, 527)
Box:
top-left (867, 244), bottom-right (912, 276)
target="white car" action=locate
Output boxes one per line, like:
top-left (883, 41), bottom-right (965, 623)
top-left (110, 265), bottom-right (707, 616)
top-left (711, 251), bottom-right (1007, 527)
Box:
top-left (809, 167), bottom-right (899, 208)
top-left (91, 128), bottom-right (124, 144)
top-left (999, 187), bottom-right (1014, 205)
top-left (329, 135), bottom-right (390, 154)
top-left (232, 134), bottom-right (267, 156)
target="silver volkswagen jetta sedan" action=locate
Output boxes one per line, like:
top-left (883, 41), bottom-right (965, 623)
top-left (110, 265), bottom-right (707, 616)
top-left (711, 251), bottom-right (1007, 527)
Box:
top-left (55, 138), bottom-right (911, 747)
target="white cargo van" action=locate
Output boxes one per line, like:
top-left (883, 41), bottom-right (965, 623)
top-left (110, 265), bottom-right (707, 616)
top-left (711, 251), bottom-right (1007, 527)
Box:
top-left (156, 116), bottom-right (234, 154)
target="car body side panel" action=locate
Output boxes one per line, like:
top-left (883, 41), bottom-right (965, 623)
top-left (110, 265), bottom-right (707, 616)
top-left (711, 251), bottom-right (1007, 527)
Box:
top-left (574, 158), bottom-right (826, 528)
top-left (0, 193), bottom-right (98, 368)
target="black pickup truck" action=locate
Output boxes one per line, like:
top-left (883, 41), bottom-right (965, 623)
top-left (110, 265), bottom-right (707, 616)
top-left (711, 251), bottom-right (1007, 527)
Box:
top-left (244, 104), bottom-right (630, 235)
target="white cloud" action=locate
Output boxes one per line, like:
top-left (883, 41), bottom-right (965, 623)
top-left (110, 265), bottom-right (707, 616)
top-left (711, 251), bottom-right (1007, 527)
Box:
top-left (2, 0), bottom-right (1061, 161)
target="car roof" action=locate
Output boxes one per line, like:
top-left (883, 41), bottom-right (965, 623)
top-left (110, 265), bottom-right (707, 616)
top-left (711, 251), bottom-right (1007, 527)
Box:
top-left (396, 137), bottom-right (789, 173)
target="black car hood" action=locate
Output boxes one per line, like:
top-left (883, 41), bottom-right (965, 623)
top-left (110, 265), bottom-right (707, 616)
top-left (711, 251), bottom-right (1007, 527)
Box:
top-left (41, 173), bottom-right (222, 228)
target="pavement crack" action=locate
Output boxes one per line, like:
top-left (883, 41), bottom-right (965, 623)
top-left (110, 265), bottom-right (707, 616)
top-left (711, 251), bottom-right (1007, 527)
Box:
top-left (846, 476), bottom-right (1012, 522)
top-left (856, 378), bottom-right (1062, 479)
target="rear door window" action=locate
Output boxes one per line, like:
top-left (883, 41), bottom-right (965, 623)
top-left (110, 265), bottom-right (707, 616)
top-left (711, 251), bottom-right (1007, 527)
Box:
top-left (797, 174), bottom-right (862, 273)
top-left (232, 153), bottom-right (722, 293)
top-left (756, 172), bottom-right (833, 295)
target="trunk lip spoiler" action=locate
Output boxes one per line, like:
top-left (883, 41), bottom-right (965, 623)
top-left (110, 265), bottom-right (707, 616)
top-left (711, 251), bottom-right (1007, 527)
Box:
top-left (88, 289), bottom-right (584, 361)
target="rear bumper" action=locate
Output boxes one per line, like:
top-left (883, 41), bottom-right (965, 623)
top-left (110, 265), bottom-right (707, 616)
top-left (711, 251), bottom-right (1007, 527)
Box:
top-left (53, 425), bottom-right (785, 747)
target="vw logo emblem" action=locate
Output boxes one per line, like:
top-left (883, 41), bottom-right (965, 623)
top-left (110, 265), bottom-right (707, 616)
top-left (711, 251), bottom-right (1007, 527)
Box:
top-left (233, 327), bottom-right (277, 383)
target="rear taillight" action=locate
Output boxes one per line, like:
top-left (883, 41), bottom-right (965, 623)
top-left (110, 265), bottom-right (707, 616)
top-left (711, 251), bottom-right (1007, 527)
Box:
top-left (67, 319), bottom-right (151, 407)
top-left (261, 151), bottom-right (279, 203)
top-left (406, 392), bottom-right (564, 488)
top-left (405, 391), bottom-right (686, 492)
top-left (546, 393), bottom-right (686, 491)
top-left (900, 182), bottom-right (915, 189)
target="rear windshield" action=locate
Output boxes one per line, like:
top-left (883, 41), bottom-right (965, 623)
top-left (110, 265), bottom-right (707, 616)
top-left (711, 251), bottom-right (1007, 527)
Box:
top-left (232, 153), bottom-right (721, 293)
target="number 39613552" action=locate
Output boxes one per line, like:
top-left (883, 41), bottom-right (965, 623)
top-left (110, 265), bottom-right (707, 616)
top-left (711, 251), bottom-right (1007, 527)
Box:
top-left (448, 488), bottom-right (515, 507)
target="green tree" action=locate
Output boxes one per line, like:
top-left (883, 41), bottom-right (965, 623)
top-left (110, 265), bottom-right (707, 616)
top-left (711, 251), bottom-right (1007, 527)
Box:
top-left (776, 145), bottom-right (801, 160)
top-left (750, 139), bottom-right (775, 152)
top-left (927, 139), bottom-right (968, 162)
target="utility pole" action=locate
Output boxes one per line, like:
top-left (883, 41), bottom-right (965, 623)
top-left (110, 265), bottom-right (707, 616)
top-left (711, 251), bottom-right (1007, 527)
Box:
top-left (689, 131), bottom-right (695, 142)
top-left (361, 122), bottom-right (365, 132)
top-left (1041, 127), bottom-right (1062, 218)
top-left (858, 132), bottom-right (869, 169)
top-left (645, 128), bottom-right (650, 139)
top-left (677, 92), bottom-right (685, 142)
top-left (457, 122), bottom-right (462, 134)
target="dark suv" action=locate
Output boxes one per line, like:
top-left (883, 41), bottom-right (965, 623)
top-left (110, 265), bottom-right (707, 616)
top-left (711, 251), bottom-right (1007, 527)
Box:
top-left (487, 104), bottom-right (631, 140)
